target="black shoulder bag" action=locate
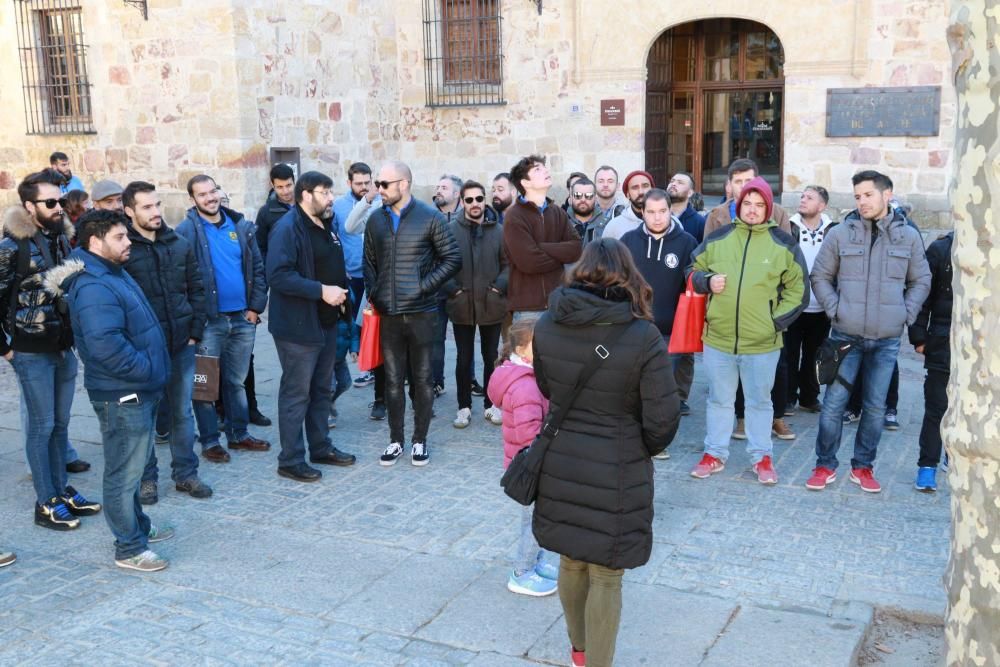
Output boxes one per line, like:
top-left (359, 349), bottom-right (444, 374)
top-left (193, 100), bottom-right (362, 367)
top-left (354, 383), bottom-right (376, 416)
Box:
top-left (815, 337), bottom-right (855, 392)
top-left (500, 320), bottom-right (635, 506)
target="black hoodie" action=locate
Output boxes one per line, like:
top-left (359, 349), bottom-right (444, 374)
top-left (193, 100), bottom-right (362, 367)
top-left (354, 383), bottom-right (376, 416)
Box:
top-left (619, 221), bottom-right (697, 336)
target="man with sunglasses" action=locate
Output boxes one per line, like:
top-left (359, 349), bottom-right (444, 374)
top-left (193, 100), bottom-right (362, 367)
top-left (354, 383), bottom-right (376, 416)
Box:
top-left (363, 161), bottom-right (461, 467)
top-left (565, 177), bottom-right (602, 243)
top-left (0, 170), bottom-right (101, 531)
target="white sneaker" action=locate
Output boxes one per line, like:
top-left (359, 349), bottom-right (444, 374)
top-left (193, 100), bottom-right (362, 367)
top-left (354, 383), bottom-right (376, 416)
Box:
top-left (484, 406), bottom-right (503, 425)
top-left (411, 442), bottom-right (429, 467)
top-left (653, 450), bottom-right (670, 460)
top-left (380, 442), bottom-right (403, 466)
top-left (453, 407), bottom-right (472, 428)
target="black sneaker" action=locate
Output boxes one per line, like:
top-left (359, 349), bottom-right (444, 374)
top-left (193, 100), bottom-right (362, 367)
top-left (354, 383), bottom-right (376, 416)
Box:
top-left (380, 442), bottom-right (403, 466)
top-left (432, 384), bottom-right (446, 399)
top-left (35, 497), bottom-right (80, 530)
top-left (679, 400), bottom-right (691, 416)
top-left (249, 409), bottom-right (272, 427)
top-left (154, 431), bottom-right (170, 446)
top-left (139, 480), bottom-right (158, 505)
top-left (61, 486), bottom-right (102, 516)
top-left (470, 380), bottom-right (485, 397)
top-left (353, 371), bottom-right (376, 388)
top-left (411, 442), bottom-right (429, 467)
top-left (66, 459), bottom-right (91, 473)
top-left (369, 400), bottom-right (387, 421)
top-left (175, 476), bottom-right (213, 498)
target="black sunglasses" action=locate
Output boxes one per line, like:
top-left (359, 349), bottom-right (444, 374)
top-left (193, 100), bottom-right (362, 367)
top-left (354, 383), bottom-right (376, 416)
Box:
top-left (463, 195), bottom-right (485, 204)
top-left (33, 198), bottom-right (67, 209)
top-left (572, 192), bottom-right (595, 200)
top-left (374, 179), bottom-right (405, 190)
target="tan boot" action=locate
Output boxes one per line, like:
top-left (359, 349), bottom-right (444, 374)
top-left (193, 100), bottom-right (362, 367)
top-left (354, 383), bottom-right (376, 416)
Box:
top-left (732, 418), bottom-right (747, 440)
top-left (772, 418), bottom-right (796, 440)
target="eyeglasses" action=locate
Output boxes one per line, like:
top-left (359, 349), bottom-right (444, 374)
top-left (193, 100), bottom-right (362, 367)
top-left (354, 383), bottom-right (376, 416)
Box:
top-left (33, 198), bottom-right (67, 209)
top-left (463, 195), bottom-right (485, 204)
top-left (572, 192), bottom-right (595, 200)
top-left (374, 179), bottom-right (405, 190)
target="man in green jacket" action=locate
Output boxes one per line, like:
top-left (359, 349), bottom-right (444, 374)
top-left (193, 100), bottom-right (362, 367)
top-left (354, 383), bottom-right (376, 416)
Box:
top-left (688, 177), bottom-right (808, 484)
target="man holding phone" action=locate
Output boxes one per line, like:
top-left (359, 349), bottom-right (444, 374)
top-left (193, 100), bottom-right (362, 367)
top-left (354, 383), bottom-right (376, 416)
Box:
top-left (52, 209), bottom-right (173, 572)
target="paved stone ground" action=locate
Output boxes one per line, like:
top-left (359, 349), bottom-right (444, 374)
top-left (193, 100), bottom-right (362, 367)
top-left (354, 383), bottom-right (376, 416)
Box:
top-left (0, 327), bottom-right (949, 666)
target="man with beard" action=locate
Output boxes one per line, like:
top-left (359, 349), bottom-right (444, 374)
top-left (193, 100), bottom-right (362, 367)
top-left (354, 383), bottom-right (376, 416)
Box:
top-left (433, 174), bottom-right (464, 221)
top-left (49, 151), bottom-right (84, 194)
top-left (593, 165), bottom-right (627, 226)
top-left (176, 175), bottom-right (269, 464)
top-left (565, 177), bottom-right (602, 244)
top-left (364, 161), bottom-right (461, 467)
top-left (53, 209), bottom-right (172, 571)
top-left (0, 169), bottom-right (100, 531)
top-left (667, 173), bottom-right (706, 243)
top-left (254, 163), bottom-right (295, 263)
top-left (601, 170), bottom-right (655, 240)
top-left (122, 181), bottom-right (212, 503)
top-left (561, 171), bottom-right (588, 214)
top-left (267, 171), bottom-right (356, 482)
top-left (429, 173), bottom-right (464, 396)
top-left (704, 158), bottom-right (790, 236)
top-left (491, 173), bottom-right (515, 223)
top-left (91, 180), bottom-right (125, 213)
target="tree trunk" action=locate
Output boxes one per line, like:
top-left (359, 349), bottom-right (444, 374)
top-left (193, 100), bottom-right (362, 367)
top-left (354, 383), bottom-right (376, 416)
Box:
top-left (945, 3), bottom-right (1000, 666)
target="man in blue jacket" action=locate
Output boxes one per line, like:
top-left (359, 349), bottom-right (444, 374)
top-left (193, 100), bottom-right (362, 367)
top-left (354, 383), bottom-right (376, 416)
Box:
top-left (50, 209), bottom-right (173, 572)
top-left (176, 175), bottom-right (269, 464)
top-left (267, 171), bottom-right (357, 482)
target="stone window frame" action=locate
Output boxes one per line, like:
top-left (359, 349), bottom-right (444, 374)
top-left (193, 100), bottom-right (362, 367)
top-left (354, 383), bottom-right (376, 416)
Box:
top-left (13, 0), bottom-right (95, 135)
top-left (422, 0), bottom-right (506, 107)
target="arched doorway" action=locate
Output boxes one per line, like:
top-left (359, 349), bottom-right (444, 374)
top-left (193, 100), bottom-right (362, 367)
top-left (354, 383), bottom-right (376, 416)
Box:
top-left (645, 19), bottom-right (785, 198)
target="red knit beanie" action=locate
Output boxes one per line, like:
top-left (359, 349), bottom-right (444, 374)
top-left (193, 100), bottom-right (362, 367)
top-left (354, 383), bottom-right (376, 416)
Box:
top-left (621, 170), bottom-right (655, 195)
top-left (735, 176), bottom-right (774, 221)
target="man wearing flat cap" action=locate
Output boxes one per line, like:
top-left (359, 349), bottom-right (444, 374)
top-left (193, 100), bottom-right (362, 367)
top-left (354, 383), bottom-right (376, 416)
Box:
top-left (91, 180), bottom-right (124, 213)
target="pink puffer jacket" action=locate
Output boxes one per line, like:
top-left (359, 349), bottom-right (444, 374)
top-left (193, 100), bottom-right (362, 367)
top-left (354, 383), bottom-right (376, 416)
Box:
top-left (487, 360), bottom-right (549, 469)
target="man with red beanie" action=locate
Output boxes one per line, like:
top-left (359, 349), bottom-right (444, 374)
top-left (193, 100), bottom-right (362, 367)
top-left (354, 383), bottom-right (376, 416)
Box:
top-left (601, 169), bottom-right (655, 240)
top-left (687, 177), bottom-right (808, 485)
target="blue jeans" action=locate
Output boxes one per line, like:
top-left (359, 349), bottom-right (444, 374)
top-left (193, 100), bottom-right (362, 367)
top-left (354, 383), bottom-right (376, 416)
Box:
top-left (11, 350), bottom-right (77, 503)
top-left (815, 332), bottom-right (901, 470)
top-left (92, 398), bottom-right (158, 560)
top-left (332, 358), bottom-right (352, 404)
top-left (702, 344), bottom-right (780, 464)
top-left (274, 327), bottom-right (338, 467)
top-left (515, 503), bottom-right (553, 575)
top-left (143, 345), bottom-right (199, 483)
top-left (194, 313), bottom-right (256, 447)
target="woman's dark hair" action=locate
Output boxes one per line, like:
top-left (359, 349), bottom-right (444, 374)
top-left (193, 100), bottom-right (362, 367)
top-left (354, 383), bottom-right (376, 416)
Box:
top-left (64, 189), bottom-right (90, 222)
top-left (497, 318), bottom-right (536, 368)
top-left (566, 238), bottom-right (653, 321)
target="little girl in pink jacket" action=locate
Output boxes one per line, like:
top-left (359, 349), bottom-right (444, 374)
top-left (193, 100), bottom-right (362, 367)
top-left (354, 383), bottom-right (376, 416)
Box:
top-left (487, 319), bottom-right (557, 597)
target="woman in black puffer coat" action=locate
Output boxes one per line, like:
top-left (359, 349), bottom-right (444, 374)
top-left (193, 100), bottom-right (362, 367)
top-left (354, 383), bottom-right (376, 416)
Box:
top-left (531, 238), bottom-right (680, 667)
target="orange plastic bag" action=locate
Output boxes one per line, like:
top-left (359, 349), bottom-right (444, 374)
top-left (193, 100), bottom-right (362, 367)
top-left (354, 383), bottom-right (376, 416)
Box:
top-left (668, 275), bottom-right (706, 354)
top-left (357, 307), bottom-right (383, 371)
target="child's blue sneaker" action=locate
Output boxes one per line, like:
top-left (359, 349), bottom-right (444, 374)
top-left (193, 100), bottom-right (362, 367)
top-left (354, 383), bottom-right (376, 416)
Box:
top-left (507, 569), bottom-right (557, 597)
top-left (535, 559), bottom-right (559, 581)
top-left (915, 466), bottom-right (937, 492)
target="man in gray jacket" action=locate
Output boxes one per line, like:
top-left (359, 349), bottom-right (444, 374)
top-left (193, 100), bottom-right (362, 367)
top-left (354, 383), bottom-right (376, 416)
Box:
top-left (805, 171), bottom-right (930, 494)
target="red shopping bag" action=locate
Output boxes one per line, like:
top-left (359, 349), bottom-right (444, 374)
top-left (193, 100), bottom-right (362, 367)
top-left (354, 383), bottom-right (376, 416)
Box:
top-left (668, 275), bottom-right (706, 354)
top-left (358, 307), bottom-right (383, 371)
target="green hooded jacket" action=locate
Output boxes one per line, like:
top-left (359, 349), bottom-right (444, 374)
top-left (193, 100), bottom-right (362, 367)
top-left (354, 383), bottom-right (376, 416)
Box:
top-left (689, 218), bottom-right (808, 355)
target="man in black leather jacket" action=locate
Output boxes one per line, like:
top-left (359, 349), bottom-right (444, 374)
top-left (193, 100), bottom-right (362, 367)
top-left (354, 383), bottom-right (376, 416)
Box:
top-left (363, 161), bottom-right (461, 467)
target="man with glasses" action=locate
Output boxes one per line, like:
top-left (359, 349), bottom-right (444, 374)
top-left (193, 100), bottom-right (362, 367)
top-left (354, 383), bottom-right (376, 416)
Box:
top-left (363, 161), bottom-right (461, 467)
top-left (565, 177), bottom-right (602, 243)
top-left (267, 171), bottom-right (357, 482)
top-left (0, 170), bottom-right (101, 530)
top-left (177, 175), bottom-right (270, 464)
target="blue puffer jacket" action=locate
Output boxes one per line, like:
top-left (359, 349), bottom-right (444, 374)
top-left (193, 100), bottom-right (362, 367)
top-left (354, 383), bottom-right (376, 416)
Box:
top-left (47, 248), bottom-right (169, 403)
top-left (176, 206), bottom-right (268, 317)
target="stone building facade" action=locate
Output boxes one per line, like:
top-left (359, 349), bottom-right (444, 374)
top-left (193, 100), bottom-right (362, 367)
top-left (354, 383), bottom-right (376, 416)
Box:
top-left (0, 0), bottom-right (954, 225)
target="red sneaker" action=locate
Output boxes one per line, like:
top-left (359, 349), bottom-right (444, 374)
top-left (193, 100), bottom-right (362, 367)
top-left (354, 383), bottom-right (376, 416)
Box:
top-left (571, 648), bottom-right (586, 666)
top-left (690, 454), bottom-right (725, 479)
top-left (850, 468), bottom-right (882, 493)
top-left (805, 466), bottom-right (837, 490)
top-left (753, 456), bottom-right (778, 485)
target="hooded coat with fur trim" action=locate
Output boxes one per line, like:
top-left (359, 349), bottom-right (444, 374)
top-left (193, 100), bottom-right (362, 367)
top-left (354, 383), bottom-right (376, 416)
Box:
top-left (0, 206), bottom-right (75, 355)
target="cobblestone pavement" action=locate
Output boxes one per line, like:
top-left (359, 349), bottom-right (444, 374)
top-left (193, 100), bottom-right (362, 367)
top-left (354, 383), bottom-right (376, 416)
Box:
top-left (0, 327), bottom-right (949, 666)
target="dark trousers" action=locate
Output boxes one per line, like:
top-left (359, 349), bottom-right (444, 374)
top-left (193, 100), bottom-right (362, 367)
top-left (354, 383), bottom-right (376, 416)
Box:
top-left (352, 276), bottom-right (386, 402)
top-left (847, 361), bottom-right (899, 413)
top-left (273, 328), bottom-right (338, 467)
top-left (785, 311), bottom-right (830, 407)
top-left (454, 322), bottom-right (502, 410)
top-left (736, 346), bottom-right (787, 419)
top-left (432, 300), bottom-right (448, 388)
top-left (918, 369), bottom-right (948, 468)
top-left (381, 312), bottom-right (436, 444)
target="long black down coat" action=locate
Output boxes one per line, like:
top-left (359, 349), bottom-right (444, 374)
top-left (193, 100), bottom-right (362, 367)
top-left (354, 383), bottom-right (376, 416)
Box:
top-left (531, 285), bottom-right (680, 570)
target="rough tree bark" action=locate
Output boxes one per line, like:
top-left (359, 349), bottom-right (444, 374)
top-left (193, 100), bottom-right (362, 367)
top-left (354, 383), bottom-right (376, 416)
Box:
top-left (945, 3), bottom-right (1000, 666)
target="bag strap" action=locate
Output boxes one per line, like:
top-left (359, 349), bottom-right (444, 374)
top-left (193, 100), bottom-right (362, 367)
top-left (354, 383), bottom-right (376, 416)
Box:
top-left (6, 238), bottom-right (31, 333)
top-left (538, 319), bottom-right (638, 440)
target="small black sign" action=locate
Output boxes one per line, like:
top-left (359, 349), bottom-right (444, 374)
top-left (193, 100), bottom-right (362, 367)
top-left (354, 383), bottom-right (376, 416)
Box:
top-left (826, 86), bottom-right (940, 137)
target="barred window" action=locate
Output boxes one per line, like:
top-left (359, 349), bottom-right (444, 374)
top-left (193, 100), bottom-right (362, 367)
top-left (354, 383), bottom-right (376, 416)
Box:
top-left (423, 0), bottom-right (505, 107)
top-left (13, 0), bottom-right (95, 135)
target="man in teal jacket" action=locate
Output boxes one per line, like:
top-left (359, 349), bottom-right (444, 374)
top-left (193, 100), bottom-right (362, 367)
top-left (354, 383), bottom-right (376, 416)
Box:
top-left (687, 177), bottom-right (808, 484)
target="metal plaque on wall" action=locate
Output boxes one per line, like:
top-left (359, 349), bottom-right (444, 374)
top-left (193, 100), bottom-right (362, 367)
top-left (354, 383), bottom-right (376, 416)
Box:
top-left (825, 86), bottom-right (940, 137)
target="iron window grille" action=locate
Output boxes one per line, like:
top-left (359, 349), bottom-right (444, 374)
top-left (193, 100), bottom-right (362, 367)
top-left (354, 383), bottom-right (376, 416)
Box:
top-left (13, 0), bottom-right (95, 135)
top-left (423, 0), bottom-right (505, 107)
